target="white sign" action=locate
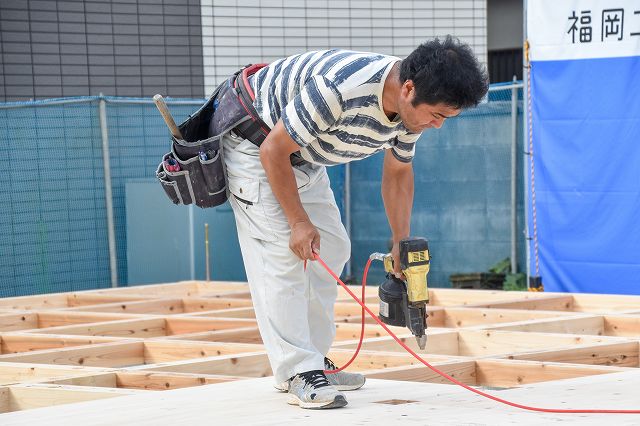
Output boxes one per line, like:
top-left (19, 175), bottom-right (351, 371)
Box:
top-left (528, 0), bottom-right (640, 61)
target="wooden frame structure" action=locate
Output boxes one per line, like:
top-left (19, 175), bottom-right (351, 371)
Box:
top-left (1, 281), bottom-right (640, 414)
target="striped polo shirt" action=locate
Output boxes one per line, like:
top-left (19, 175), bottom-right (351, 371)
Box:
top-left (251, 49), bottom-right (420, 166)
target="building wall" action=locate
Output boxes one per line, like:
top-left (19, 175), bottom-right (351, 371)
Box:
top-left (487, 0), bottom-right (522, 50)
top-left (1, 0), bottom-right (488, 102)
top-left (0, 0), bottom-right (205, 101)
top-left (201, 0), bottom-right (488, 93)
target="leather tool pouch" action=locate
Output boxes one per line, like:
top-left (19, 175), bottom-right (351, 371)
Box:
top-left (156, 79), bottom-right (249, 208)
top-left (156, 64), bottom-right (306, 208)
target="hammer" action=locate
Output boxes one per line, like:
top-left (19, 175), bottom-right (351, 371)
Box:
top-left (153, 94), bottom-right (183, 140)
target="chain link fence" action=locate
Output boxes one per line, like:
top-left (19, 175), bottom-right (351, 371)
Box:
top-left (0, 85), bottom-right (523, 297)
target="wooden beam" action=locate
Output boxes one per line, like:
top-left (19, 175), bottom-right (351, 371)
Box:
top-left (483, 315), bottom-right (605, 335)
top-left (0, 313), bottom-right (38, 332)
top-left (181, 297), bottom-right (254, 312)
top-left (1, 333), bottom-right (119, 354)
top-left (165, 317), bottom-right (256, 335)
top-left (474, 359), bottom-right (630, 387)
top-left (159, 327), bottom-right (263, 344)
top-left (456, 329), bottom-right (626, 357)
top-left (143, 341), bottom-right (265, 363)
top-left (65, 293), bottom-right (148, 307)
top-left (31, 318), bottom-right (167, 338)
top-left (604, 315), bottom-right (640, 337)
top-left (506, 341), bottom-right (639, 368)
top-left (184, 307), bottom-right (257, 319)
top-left (0, 362), bottom-right (113, 386)
top-left (0, 342), bottom-right (145, 368)
top-left (332, 331), bottom-right (460, 356)
top-left (137, 352), bottom-right (272, 377)
top-left (62, 299), bottom-right (186, 315)
top-left (364, 359), bottom-right (477, 385)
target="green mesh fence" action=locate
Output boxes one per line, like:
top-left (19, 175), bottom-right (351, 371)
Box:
top-left (1, 86), bottom-right (524, 297)
top-left (0, 96), bottom-right (204, 297)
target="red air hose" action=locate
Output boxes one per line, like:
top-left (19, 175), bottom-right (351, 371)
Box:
top-left (315, 254), bottom-right (640, 414)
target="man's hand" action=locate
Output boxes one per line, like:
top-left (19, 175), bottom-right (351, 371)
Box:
top-left (290, 220), bottom-right (320, 260)
top-left (390, 240), bottom-right (404, 279)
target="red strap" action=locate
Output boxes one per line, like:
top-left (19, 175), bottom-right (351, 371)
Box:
top-left (241, 63), bottom-right (267, 101)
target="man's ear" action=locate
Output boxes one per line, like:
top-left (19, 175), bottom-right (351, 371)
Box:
top-left (401, 80), bottom-right (414, 100)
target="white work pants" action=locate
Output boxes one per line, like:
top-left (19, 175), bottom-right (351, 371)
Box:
top-left (222, 133), bottom-right (350, 383)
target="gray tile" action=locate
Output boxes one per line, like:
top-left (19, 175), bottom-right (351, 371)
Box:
top-left (32, 53), bottom-right (61, 64)
top-left (61, 64), bottom-right (89, 74)
top-left (89, 75), bottom-right (116, 86)
top-left (1, 30), bottom-right (30, 42)
top-left (113, 35), bottom-right (140, 45)
top-left (2, 53), bottom-right (31, 63)
top-left (34, 85), bottom-right (63, 97)
top-left (62, 85), bottom-right (91, 96)
top-left (87, 34), bottom-right (114, 44)
top-left (4, 74), bottom-right (33, 86)
top-left (60, 33), bottom-right (86, 43)
top-left (85, 3), bottom-right (110, 14)
top-left (114, 55), bottom-right (141, 66)
top-left (89, 64), bottom-right (115, 75)
top-left (34, 75), bottom-right (62, 85)
top-left (2, 9), bottom-right (29, 20)
top-left (58, 23), bottom-right (86, 33)
top-left (29, 11), bottom-right (59, 21)
top-left (61, 54), bottom-right (88, 65)
top-left (88, 44), bottom-right (114, 55)
top-left (60, 44), bottom-right (87, 54)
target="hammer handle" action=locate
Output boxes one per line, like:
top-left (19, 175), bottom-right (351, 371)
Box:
top-left (153, 94), bottom-right (183, 140)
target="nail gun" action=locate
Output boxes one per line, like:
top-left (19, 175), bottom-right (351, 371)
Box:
top-left (371, 237), bottom-right (430, 349)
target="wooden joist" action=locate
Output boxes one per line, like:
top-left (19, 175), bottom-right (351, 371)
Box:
top-left (1, 281), bottom-right (640, 415)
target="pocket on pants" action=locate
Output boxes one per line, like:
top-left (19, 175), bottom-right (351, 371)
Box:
top-left (228, 176), bottom-right (278, 242)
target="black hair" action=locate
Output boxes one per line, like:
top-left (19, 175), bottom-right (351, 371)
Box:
top-left (399, 36), bottom-right (489, 109)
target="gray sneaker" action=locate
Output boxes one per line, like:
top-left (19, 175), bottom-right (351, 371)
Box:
top-left (275, 358), bottom-right (366, 392)
top-left (286, 370), bottom-right (348, 409)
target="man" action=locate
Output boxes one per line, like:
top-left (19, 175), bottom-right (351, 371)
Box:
top-left (221, 36), bottom-right (488, 409)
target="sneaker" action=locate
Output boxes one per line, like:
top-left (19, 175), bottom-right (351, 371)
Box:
top-left (275, 358), bottom-right (366, 392)
top-left (324, 357), bottom-right (366, 391)
top-left (286, 370), bottom-right (348, 409)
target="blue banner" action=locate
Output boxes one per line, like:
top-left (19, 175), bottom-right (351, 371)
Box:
top-left (527, 0), bottom-right (640, 294)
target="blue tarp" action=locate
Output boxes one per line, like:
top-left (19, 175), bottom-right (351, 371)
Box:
top-left (529, 31), bottom-right (640, 294)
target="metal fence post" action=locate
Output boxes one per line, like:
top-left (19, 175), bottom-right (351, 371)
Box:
top-left (98, 94), bottom-right (119, 288)
top-left (510, 76), bottom-right (518, 274)
top-left (344, 162), bottom-right (352, 278)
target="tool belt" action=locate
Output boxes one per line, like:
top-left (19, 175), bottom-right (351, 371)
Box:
top-left (156, 64), bottom-right (305, 209)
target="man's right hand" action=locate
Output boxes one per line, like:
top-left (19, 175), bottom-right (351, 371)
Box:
top-left (289, 220), bottom-right (320, 261)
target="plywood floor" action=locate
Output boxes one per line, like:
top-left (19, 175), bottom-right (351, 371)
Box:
top-left (0, 281), bottom-right (639, 421)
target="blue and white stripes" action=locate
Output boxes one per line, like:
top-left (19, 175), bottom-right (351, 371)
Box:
top-left (252, 49), bottom-right (420, 166)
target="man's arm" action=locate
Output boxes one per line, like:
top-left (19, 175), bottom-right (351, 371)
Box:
top-left (259, 119), bottom-right (320, 261)
top-left (381, 150), bottom-right (415, 276)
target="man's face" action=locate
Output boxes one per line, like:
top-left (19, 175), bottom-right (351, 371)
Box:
top-left (397, 81), bottom-right (461, 133)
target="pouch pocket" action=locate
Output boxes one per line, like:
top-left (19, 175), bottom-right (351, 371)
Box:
top-left (200, 150), bottom-right (226, 196)
top-left (156, 153), bottom-right (197, 205)
top-left (156, 169), bottom-right (183, 205)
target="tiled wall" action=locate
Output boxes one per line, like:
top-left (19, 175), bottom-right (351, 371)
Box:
top-left (0, 0), bottom-right (204, 101)
top-left (0, 0), bottom-right (487, 101)
top-left (201, 0), bottom-right (487, 93)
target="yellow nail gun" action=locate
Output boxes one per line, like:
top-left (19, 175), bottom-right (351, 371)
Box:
top-left (371, 237), bottom-right (430, 349)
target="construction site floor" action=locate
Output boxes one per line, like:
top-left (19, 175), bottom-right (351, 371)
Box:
top-left (2, 372), bottom-right (640, 425)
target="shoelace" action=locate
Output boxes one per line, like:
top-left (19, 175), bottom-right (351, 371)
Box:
top-left (324, 357), bottom-right (338, 372)
top-left (299, 370), bottom-right (330, 389)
